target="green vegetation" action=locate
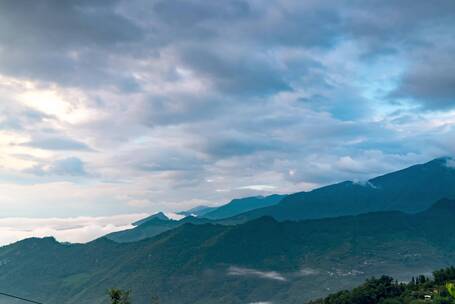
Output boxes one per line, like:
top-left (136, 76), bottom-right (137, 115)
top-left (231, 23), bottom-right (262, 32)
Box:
top-left (309, 267), bottom-right (455, 304)
top-left (447, 283), bottom-right (455, 298)
top-left (1, 198), bottom-right (455, 303)
top-left (108, 289), bottom-right (131, 304)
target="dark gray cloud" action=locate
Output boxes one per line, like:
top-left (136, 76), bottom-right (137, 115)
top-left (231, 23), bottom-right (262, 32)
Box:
top-left (0, 1), bottom-right (142, 48)
top-left (178, 46), bottom-right (291, 96)
top-left (0, 103), bottom-right (54, 131)
top-left (153, 0), bottom-right (251, 27)
top-left (47, 157), bottom-right (88, 176)
top-left (138, 94), bottom-right (226, 127)
top-left (390, 46), bottom-right (455, 109)
top-left (202, 134), bottom-right (283, 158)
top-left (25, 157), bottom-right (88, 177)
top-left (20, 135), bottom-right (92, 151)
top-left (1, 0), bottom-right (454, 102)
top-left (0, 0), bottom-right (144, 89)
top-left (135, 151), bottom-right (206, 173)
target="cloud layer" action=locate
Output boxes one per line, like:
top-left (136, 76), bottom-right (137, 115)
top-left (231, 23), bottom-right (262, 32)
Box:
top-left (0, 0), bottom-right (454, 232)
top-left (0, 214), bottom-right (146, 246)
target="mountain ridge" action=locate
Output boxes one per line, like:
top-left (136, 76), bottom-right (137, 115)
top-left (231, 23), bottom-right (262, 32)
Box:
top-left (202, 194), bottom-right (285, 220)
top-left (3, 198), bottom-right (455, 304)
top-left (107, 194), bottom-right (284, 243)
top-left (106, 157), bottom-right (455, 243)
top-left (231, 157), bottom-right (455, 221)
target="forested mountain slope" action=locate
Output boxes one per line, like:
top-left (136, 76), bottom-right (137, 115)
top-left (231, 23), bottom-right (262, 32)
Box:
top-left (1, 199), bottom-right (455, 303)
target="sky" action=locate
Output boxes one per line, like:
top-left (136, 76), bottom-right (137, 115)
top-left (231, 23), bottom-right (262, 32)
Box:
top-left (0, 0), bottom-right (454, 244)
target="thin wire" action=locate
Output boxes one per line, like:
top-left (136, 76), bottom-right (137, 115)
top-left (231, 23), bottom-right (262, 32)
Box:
top-left (0, 292), bottom-right (45, 304)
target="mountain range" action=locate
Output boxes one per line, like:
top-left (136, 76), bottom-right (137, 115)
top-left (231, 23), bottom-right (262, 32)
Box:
top-left (1, 157), bottom-right (455, 304)
top-left (232, 157), bottom-right (455, 221)
top-left (106, 194), bottom-right (285, 243)
top-left (108, 158), bottom-right (455, 243)
top-left (1, 198), bottom-right (455, 304)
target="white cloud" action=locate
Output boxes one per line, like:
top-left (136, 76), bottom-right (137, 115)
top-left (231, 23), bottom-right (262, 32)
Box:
top-left (298, 267), bottom-right (320, 276)
top-left (0, 214), bottom-right (146, 246)
top-left (238, 185), bottom-right (277, 191)
top-left (445, 158), bottom-right (455, 169)
top-left (352, 180), bottom-right (379, 189)
top-left (228, 266), bottom-right (287, 282)
top-left (163, 212), bottom-right (185, 221)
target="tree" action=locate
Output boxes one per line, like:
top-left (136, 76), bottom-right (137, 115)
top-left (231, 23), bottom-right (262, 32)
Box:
top-left (447, 282), bottom-right (455, 298)
top-left (150, 294), bottom-right (160, 304)
top-left (108, 288), bottom-right (131, 304)
top-left (434, 267), bottom-right (455, 284)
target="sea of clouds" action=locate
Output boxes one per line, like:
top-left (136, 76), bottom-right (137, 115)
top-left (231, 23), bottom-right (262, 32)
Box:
top-left (0, 213), bottom-right (147, 246)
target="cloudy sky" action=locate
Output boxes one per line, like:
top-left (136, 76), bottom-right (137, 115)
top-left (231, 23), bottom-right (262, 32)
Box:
top-left (0, 0), bottom-right (454, 243)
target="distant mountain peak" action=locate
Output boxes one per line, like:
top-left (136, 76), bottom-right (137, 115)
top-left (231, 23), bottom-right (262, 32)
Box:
top-left (426, 198), bottom-right (455, 214)
top-left (133, 212), bottom-right (170, 226)
top-left (153, 212), bottom-right (170, 220)
top-left (21, 236), bottom-right (58, 243)
top-left (12, 236), bottom-right (60, 249)
top-left (421, 156), bottom-right (454, 168)
top-left (181, 205), bottom-right (210, 213)
top-left (177, 205), bottom-right (217, 217)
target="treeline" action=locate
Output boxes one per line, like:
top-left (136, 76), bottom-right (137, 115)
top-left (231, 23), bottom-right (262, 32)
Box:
top-left (308, 267), bottom-right (455, 304)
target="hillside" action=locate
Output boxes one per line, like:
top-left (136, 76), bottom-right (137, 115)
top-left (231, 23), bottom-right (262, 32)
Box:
top-left (234, 157), bottom-right (455, 221)
top-left (308, 266), bottom-right (455, 304)
top-left (1, 199), bottom-right (455, 304)
top-left (104, 217), bottom-right (179, 243)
